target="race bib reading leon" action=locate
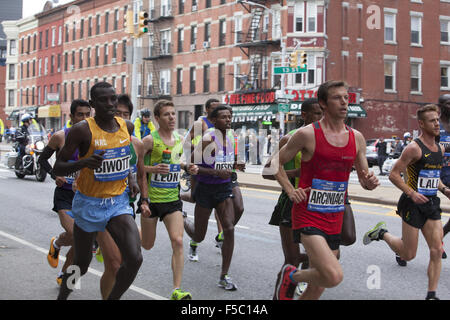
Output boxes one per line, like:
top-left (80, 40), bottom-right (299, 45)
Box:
top-left (151, 164), bottom-right (181, 189)
top-left (94, 146), bottom-right (131, 182)
top-left (307, 179), bottom-right (348, 213)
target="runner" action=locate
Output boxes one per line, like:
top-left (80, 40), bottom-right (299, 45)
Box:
top-left (438, 94), bottom-right (450, 259)
top-left (364, 104), bottom-right (448, 300)
top-left (140, 99), bottom-right (198, 300)
top-left (53, 82), bottom-right (149, 300)
top-left (39, 99), bottom-right (91, 285)
top-left (274, 80), bottom-right (379, 300)
top-left (184, 105), bottom-right (240, 290)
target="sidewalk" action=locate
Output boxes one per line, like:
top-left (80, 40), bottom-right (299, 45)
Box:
top-left (236, 171), bottom-right (450, 213)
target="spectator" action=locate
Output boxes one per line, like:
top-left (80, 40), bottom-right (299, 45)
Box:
top-left (377, 137), bottom-right (388, 175)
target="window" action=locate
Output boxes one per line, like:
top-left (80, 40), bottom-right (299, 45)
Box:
top-left (122, 40), bottom-right (127, 62)
top-left (8, 90), bottom-right (14, 107)
top-left (58, 26), bottom-right (62, 45)
top-left (88, 17), bottom-right (93, 37)
top-left (105, 12), bottom-right (109, 33)
top-left (177, 28), bottom-right (184, 53)
top-left (384, 60), bottom-right (396, 91)
top-left (80, 19), bottom-right (84, 38)
top-left (33, 60), bottom-right (36, 77)
top-left (272, 9), bottom-right (281, 39)
top-left (78, 81), bottom-right (82, 99)
top-left (160, 69), bottom-right (171, 95)
top-left (179, 0), bottom-right (184, 14)
top-left (307, 1), bottom-right (317, 32)
top-left (64, 53), bottom-right (68, 71)
top-left (79, 49), bottom-right (83, 68)
top-left (203, 65), bottom-right (210, 92)
top-left (52, 27), bottom-right (56, 47)
top-left (218, 63), bottom-right (225, 91)
top-left (192, 0), bottom-right (197, 11)
top-left (72, 50), bottom-right (75, 68)
top-left (63, 83), bottom-right (67, 102)
top-left (121, 75), bottom-right (126, 94)
top-left (39, 32), bottom-right (43, 49)
top-left (190, 66), bottom-right (196, 93)
top-left (190, 25), bottom-right (197, 50)
top-left (204, 22), bottom-right (211, 44)
top-left (234, 15), bottom-right (242, 43)
top-left (148, 73), bottom-right (153, 95)
top-left (384, 13), bottom-right (396, 43)
top-left (160, 30), bottom-right (171, 54)
top-left (39, 58), bottom-right (42, 76)
top-left (114, 9), bottom-right (119, 30)
top-left (86, 79), bottom-right (90, 99)
top-left (51, 55), bottom-right (54, 73)
top-left (70, 82), bottom-right (75, 101)
top-left (57, 54), bottom-right (61, 72)
top-left (441, 20), bottom-right (450, 43)
top-left (45, 29), bottom-right (49, 48)
top-left (137, 73), bottom-right (142, 96)
top-left (262, 57), bottom-right (268, 80)
top-left (177, 68), bottom-right (183, 94)
top-left (178, 111), bottom-right (189, 129)
top-left (44, 57), bottom-right (48, 75)
top-left (9, 40), bottom-right (16, 55)
top-left (104, 44), bottom-right (109, 64)
top-left (234, 61), bottom-right (241, 91)
top-left (32, 87), bottom-right (35, 105)
top-left (411, 15), bottom-right (421, 45)
top-left (73, 21), bottom-right (76, 41)
top-left (87, 47), bottom-right (91, 67)
top-left (441, 66), bottom-right (449, 89)
top-left (307, 54), bottom-right (315, 84)
top-left (96, 46), bottom-right (100, 66)
top-left (33, 34), bottom-right (37, 50)
top-left (8, 64), bottom-right (15, 80)
top-left (219, 19), bottom-right (226, 46)
top-left (410, 62), bottom-right (421, 93)
top-left (206, 0), bottom-right (211, 8)
top-left (113, 42), bottom-right (117, 60)
top-left (96, 14), bottom-right (101, 35)
top-left (65, 25), bottom-right (69, 42)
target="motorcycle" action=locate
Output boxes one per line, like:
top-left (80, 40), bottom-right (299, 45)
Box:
top-left (13, 124), bottom-right (48, 182)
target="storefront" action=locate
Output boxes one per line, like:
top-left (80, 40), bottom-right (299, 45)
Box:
top-left (38, 104), bottom-right (61, 130)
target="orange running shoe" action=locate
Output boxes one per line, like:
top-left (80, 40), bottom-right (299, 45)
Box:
top-left (47, 237), bottom-right (60, 268)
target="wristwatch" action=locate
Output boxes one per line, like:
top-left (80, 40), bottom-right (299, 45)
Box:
top-left (141, 197), bottom-right (150, 204)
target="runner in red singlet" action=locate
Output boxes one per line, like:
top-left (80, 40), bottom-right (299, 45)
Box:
top-left (274, 80), bottom-right (379, 300)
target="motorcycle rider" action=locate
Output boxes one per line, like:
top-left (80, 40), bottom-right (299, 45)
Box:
top-left (15, 114), bottom-right (32, 169)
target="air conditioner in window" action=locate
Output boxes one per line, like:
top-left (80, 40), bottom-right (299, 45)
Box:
top-left (167, 9), bottom-right (172, 16)
top-left (70, 65), bottom-right (75, 71)
top-left (111, 58), bottom-right (117, 64)
top-left (203, 41), bottom-right (210, 49)
top-left (190, 44), bottom-right (196, 51)
top-left (192, 5), bottom-right (197, 11)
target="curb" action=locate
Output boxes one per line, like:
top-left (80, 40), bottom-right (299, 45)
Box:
top-left (239, 182), bottom-right (450, 213)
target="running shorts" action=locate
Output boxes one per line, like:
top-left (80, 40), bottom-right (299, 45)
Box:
top-left (71, 191), bottom-right (134, 232)
top-left (293, 226), bottom-right (341, 251)
top-left (396, 193), bottom-right (442, 229)
top-left (269, 191), bottom-right (293, 227)
top-left (52, 187), bottom-right (75, 213)
top-left (194, 181), bottom-right (233, 209)
top-left (148, 200), bottom-right (183, 221)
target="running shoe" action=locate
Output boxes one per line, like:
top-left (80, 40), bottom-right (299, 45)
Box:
top-left (96, 247), bottom-right (104, 263)
top-left (47, 236), bottom-right (60, 268)
top-left (275, 264), bottom-right (298, 300)
top-left (295, 282), bottom-right (308, 296)
top-left (170, 288), bottom-right (192, 300)
top-left (442, 242), bottom-right (447, 259)
top-left (215, 232), bottom-right (224, 249)
top-left (56, 273), bottom-right (63, 286)
top-left (363, 222), bottom-right (388, 245)
top-left (218, 275), bottom-right (237, 291)
top-left (395, 253), bottom-right (407, 267)
top-left (188, 240), bottom-right (199, 262)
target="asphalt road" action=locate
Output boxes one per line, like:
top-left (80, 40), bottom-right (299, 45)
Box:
top-left (1, 166), bottom-right (450, 301)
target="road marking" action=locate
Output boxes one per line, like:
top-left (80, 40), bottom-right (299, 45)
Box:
top-left (0, 230), bottom-right (166, 300)
top-left (186, 214), bottom-right (250, 230)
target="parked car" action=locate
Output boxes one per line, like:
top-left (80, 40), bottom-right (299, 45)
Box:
top-left (366, 138), bottom-right (398, 167)
top-left (382, 157), bottom-right (398, 174)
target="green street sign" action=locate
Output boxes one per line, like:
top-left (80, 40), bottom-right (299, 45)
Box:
top-left (278, 103), bottom-right (290, 112)
top-left (273, 66), bottom-right (307, 74)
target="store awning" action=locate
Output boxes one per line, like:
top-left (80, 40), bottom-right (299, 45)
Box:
top-left (231, 104), bottom-right (278, 123)
top-left (38, 105), bottom-right (61, 118)
top-left (347, 104), bottom-right (367, 118)
top-left (25, 106), bottom-right (38, 118)
top-left (7, 110), bottom-right (19, 121)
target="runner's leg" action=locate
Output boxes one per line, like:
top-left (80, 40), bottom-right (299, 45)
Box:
top-left (215, 198), bottom-right (235, 278)
top-left (162, 211), bottom-right (185, 289)
top-left (105, 214), bottom-right (143, 300)
top-left (96, 230), bottom-right (122, 299)
top-left (383, 222), bottom-right (419, 261)
top-left (421, 219), bottom-right (443, 292)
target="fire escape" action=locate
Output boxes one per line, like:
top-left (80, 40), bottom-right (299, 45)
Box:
top-left (236, 1), bottom-right (280, 92)
top-left (143, 2), bottom-right (174, 100)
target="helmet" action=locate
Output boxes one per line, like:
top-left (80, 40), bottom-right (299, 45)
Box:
top-left (403, 132), bottom-right (411, 138)
top-left (21, 113), bottom-right (32, 123)
top-left (141, 109), bottom-right (150, 117)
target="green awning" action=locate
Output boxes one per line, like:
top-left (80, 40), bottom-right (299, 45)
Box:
top-left (347, 104), bottom-right (367, 118)
top-left (7, 110), bottom-right (19, 120)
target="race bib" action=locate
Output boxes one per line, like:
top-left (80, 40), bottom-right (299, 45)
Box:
top-left (151, 164), bottom-right (181, 188)
top-left (94, 146), bottom-right (131, 182)
top-left (214, 152), bottom-right (234, 171)
top-left (417, 169), bottom-right (440, 196)
top-left (307, 179), bottom-right (348, 213)
top-left (65, 160), bottom-right (78, 185)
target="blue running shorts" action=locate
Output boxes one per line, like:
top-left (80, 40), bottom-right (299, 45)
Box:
top-left (71, 191), bottom-right (134, 232)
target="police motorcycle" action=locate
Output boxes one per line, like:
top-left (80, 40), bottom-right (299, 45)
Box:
top-left (14, 119), bottom-right (48, 181)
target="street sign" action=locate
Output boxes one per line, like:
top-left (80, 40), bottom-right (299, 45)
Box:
top-left (273, 66), bottom-right (307, 74)
top-left (278, 103), bottom-right (290, 112)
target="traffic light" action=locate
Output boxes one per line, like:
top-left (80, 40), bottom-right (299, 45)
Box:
top-left (137, 11), bottom-right (149, 36)
top-left (300, 51), bottom-right (307, 69)
top-left (124, 10), bottom-right (134, 35)
top-left (289, 51), bottom-right (298, 68)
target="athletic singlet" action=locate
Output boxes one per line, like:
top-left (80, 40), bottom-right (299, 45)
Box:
top-left (77, 117), bottom-right (131, 198)
top-left (196, 128), bottom-right (235, 184)
top-left (189, 116), bottom-right (215, 147)
top-left (439, 123), bottom-right (450, 186)
top-left (62, 127), bottom-right (79, 191)
top-left (146, 130), bottom-right (183, 203)
top-left (292, 122), bottom-right (356, 235)
top-left (406, 138), bottom-right (443, 196)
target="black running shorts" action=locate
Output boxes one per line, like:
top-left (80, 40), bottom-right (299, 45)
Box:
top-left (396, 193), bottom-right (442, 229)
top-left (148, 200), bottom-right (183, 221)
top-left (194, 181), bottom-right (234, 209)
top-left (293, 227), bottom-right (341, 251)
top-left (269, 191), bottom-right (293, 227)
top-left (52, 187), bottom-right (75, 213)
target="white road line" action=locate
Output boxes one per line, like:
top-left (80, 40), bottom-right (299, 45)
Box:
top-left (0, 230), bottom-right (167, 300)
top-left (186, 214), bottom-right (250, 230)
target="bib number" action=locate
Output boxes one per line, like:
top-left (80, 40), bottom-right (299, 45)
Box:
top-left (307, 179), bottom-right (348, 213)
top-left (417, 169), bottom-right (440, 196)
top-left (151, 164), bottom-right (181, 188)
top-left (94, 146), bottom-right (131, 182)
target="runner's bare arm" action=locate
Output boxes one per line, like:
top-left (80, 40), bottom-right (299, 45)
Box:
top-left (389, 141), bottom-right (428, 203)
top-left (263, 134), bottom-right (298, 180)
top-left (133, 137), bottom-right (150, 216)
top-left (275, 128), bottom-right (310, 203)
top-left (53, 121), bottom-right (101, 176)
top-left (353, 131), bottom-right (379, 190)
